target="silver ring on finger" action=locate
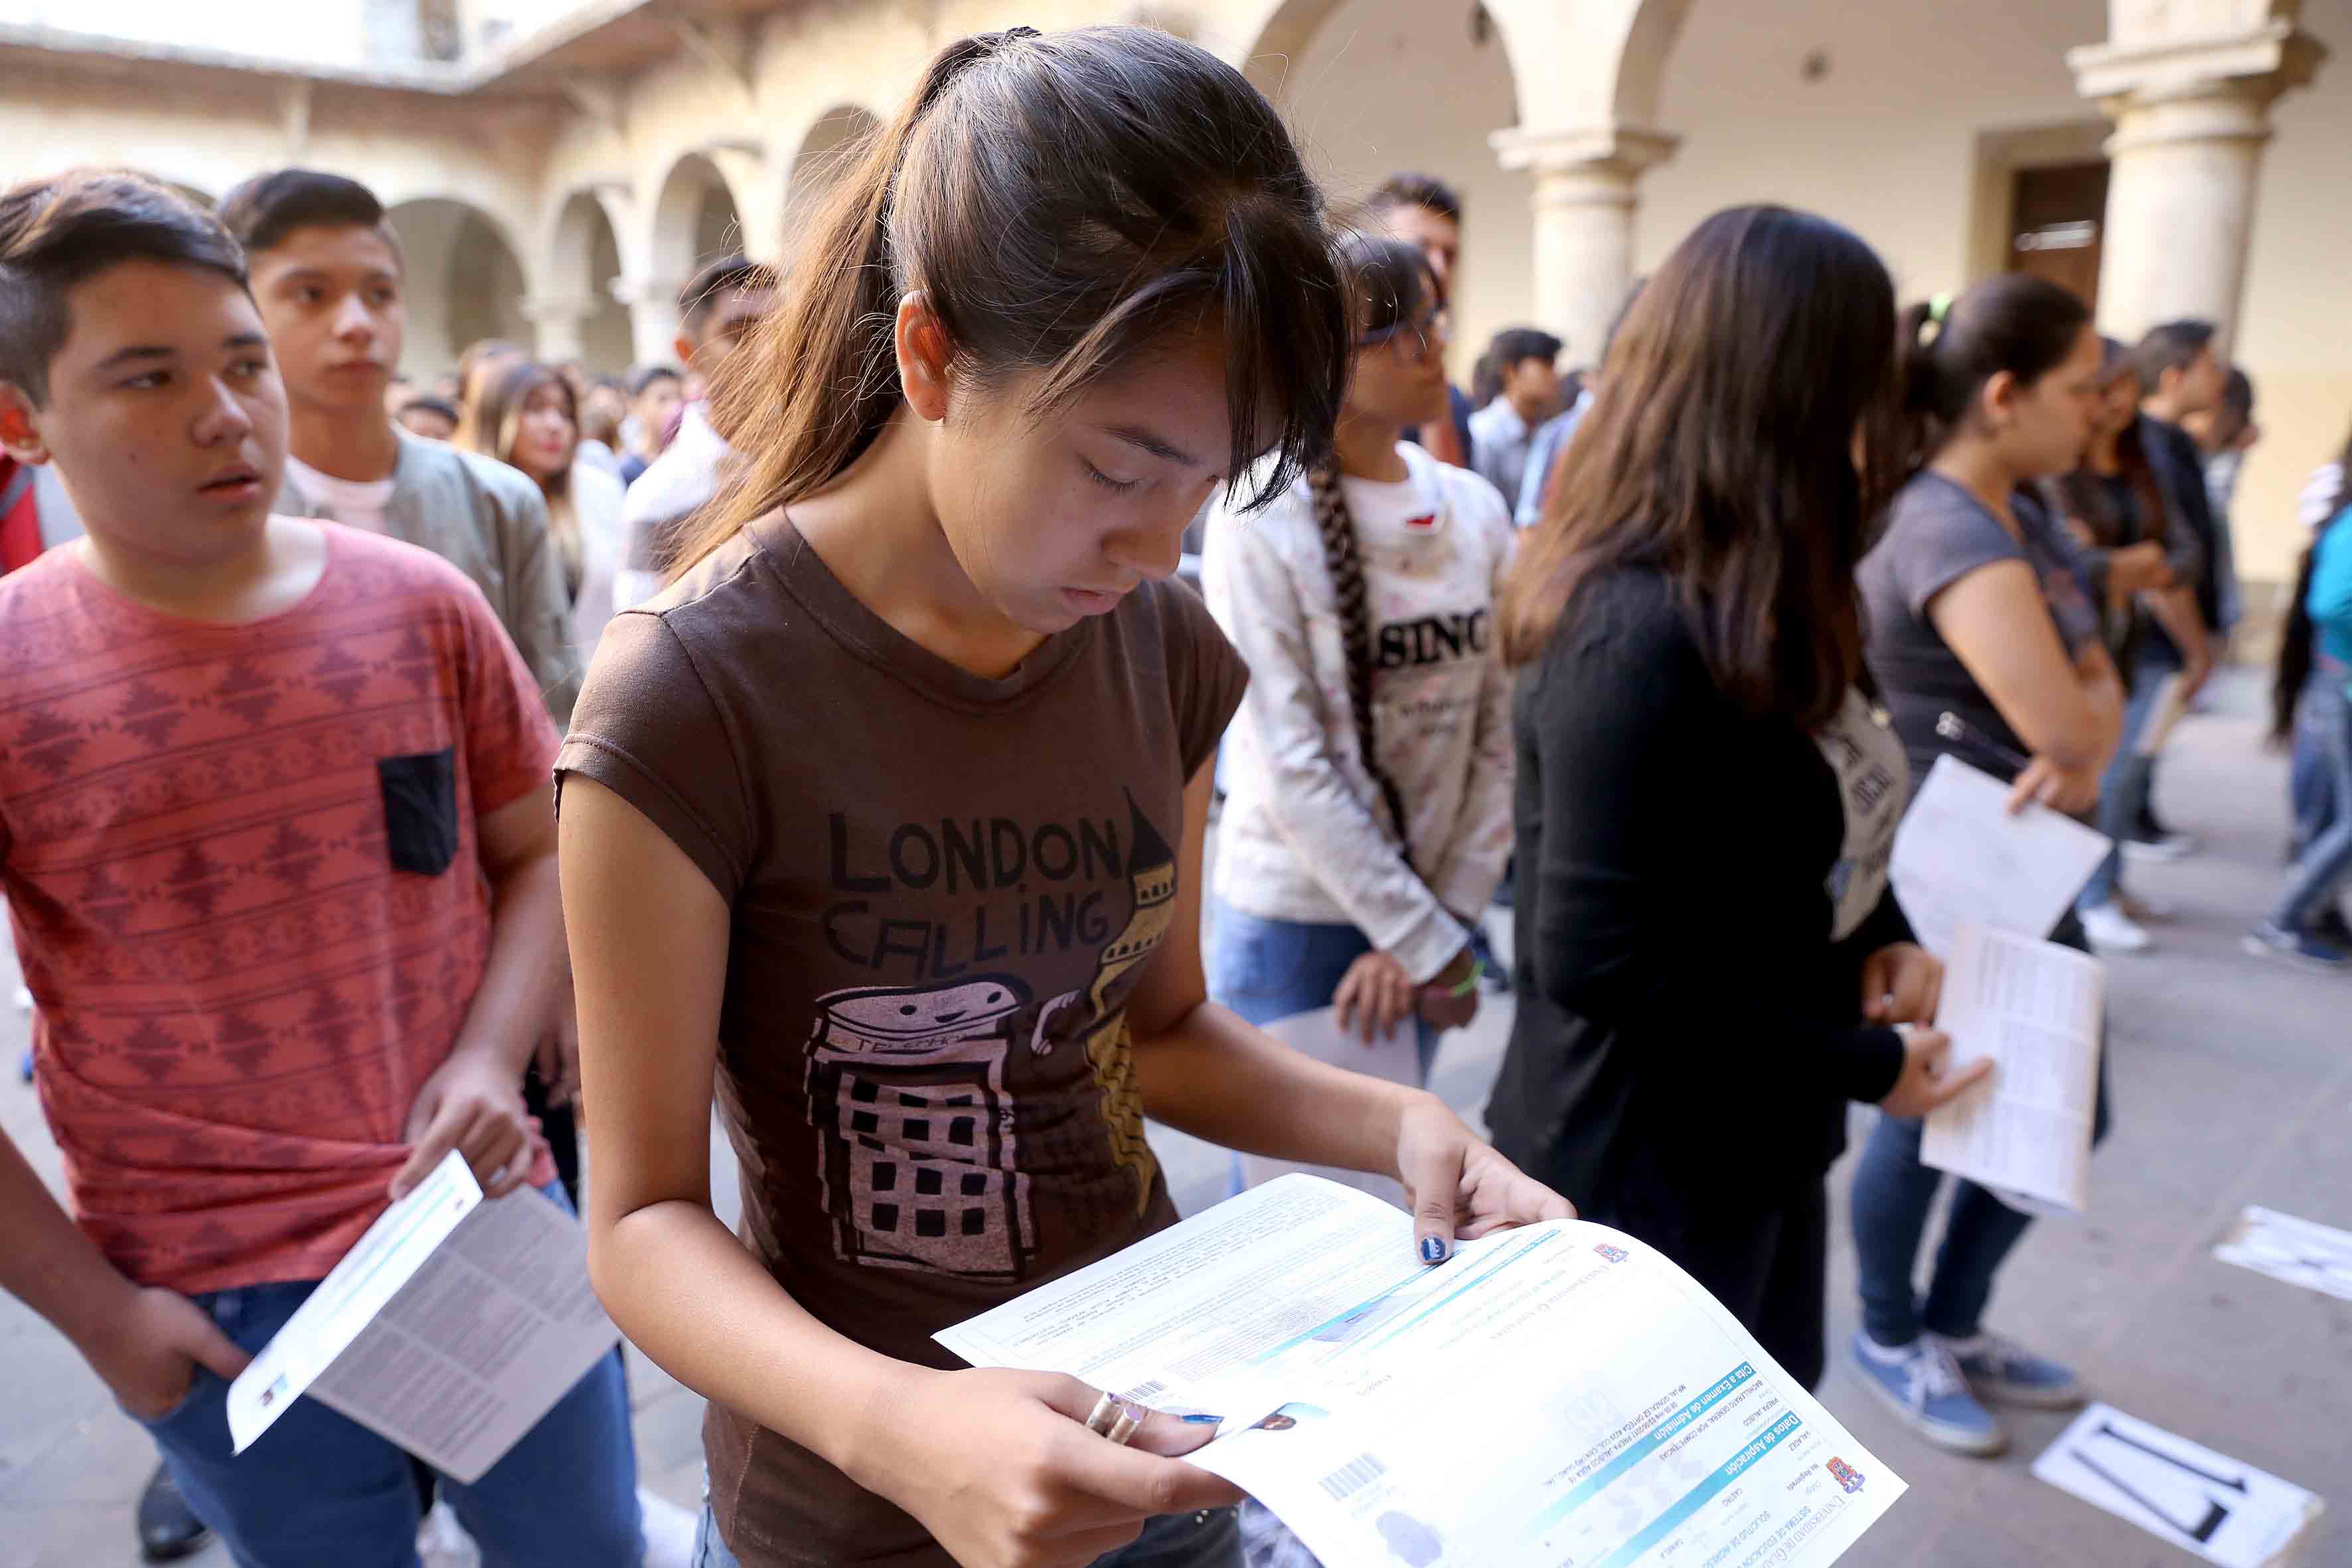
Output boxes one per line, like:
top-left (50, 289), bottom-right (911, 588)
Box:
top-left (1106, 1400), bottom-right (1142, 1447)
top-left (1084, 1391), bottom-right (1121, 1437)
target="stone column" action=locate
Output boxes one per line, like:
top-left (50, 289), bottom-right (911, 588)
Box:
top-left (610, 276), bottom-right (683, 368)
top-left (1490, 125), bottom-right (1678, 371)
top-left (2068, 10), bottom-right (2323, 353)
top-left (520, 295), bottom-right (599, 364)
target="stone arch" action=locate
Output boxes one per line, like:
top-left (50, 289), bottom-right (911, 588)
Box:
top-left (650, 151), bottom-right (747, 288)
top-left (781, 104), bottom-right (884, 248)
top-left (542, 189), bottom-right (635, 373)
top-left (383, 197), bottom-right (530, 378)
top-left (1216, 0), bottom-right (1349, 96)
top-left (1223, 0), bottom-right (1529, 369)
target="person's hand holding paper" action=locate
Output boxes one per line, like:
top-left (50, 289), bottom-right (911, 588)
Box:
top-left (1394, 1095), bottom-right (1576, 1258)
top-left (392, 1048), bottom-right (540, 1201)
top-left (1861, 941), bottom-right (1944, 1026)
top-left (850, 1367), bottom-right (1243, 1568)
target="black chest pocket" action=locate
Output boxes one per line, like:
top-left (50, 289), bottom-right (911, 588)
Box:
top-left (378, 747), bottom-right (460, 876)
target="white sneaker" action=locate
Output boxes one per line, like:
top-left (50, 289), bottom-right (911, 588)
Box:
top-left (639, 1488), bottom-right (699, 1568)
top-left (2080, 902), bottom-right (2153, 954)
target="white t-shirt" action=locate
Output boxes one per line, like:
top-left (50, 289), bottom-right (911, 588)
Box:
top-left (283, 455), bottom-right (396, 533)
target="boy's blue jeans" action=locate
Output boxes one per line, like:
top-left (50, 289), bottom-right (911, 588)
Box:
top-left (133, 1184), bottom-right (642, 1567)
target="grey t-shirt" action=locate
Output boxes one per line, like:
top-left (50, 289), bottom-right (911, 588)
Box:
top-left (1861, 473), bottom-right (2100, 787)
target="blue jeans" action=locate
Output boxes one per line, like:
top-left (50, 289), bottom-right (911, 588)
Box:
top-left (135, 1184), bottom-right (641, 1568)
top-left (691, 1502), bottom-right (1242, 1568)
top-left (2080, 655), bottom-right (2179, 911)
top-left (2290, 711), bottom-right (2335, 860)
top-left (1850, 921), bottom-right (2113, 1347)
top-left (2274, 671), bottom-right (2352, 931)
top-left (1206, 903), bottom-right (1439, 1082)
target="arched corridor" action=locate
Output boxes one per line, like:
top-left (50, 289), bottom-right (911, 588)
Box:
top-left (384, 197), bottom-right (529, 380)
top-left (539, 190), bottom-right (634, 374)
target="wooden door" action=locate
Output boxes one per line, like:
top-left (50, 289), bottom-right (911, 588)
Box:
top-left (2008, 162), bottom-right (2110, 310)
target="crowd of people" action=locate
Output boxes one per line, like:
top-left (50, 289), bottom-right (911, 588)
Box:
top-left (0, 19), bottom-right (2342, 1568)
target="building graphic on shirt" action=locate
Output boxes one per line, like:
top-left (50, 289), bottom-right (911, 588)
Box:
top-left (1028, 795), bottom-right (1173, 1217)
top-left (805, 976), bottom-right (1040, 1280)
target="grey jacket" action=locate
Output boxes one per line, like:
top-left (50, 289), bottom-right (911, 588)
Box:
top-left (275, 429), bottom-right (580, 727)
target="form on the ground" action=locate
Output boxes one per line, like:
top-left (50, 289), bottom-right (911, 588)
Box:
top-left (2033, 1404), bottom-right (2323, 1568)
top-left (2213, 1206), bottom-right (2352, 1302)
top-left (940, 1174), bottom-right (1905, 1568)
top-left (226, 1151), bottom-right (619, 1482)
top-left (1890, 755), bottom-right (2109, 960)
top-left (1921, 922), bottom-right (2104, 1212)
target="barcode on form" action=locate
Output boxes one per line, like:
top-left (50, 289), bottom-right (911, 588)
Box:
top-left (1320, 1452), bottom-right (1386, 1501)
top-left (1119, 1379), bottom-right (1169, 1403)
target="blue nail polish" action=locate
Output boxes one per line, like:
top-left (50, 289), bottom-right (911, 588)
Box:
top-left (1183, 1413), bottom-right (1224, 1425)
top-left (1420, 1235), bottom-right (1447, 1263)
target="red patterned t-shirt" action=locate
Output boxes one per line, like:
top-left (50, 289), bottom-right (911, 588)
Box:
top-left (0, 524), bottom-right (560, 1294)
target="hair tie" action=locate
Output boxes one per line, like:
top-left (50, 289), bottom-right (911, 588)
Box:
top-left (1917, 291), bottom-right (1954, 349)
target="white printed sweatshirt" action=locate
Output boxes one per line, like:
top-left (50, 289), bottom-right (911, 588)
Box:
top-left (1203, 440), bottom-right (1516, 984)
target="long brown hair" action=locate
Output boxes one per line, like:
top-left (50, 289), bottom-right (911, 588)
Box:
top-left (1308, 234), bottom-right (1438, 852)
top-left (1498, 205), bottom-right (1899, 728)
top-left (681, 24), bottom-right (1348, 573)
top-left (469, 358), bottom-right (582, 597)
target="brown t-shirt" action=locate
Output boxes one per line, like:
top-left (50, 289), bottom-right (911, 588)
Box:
top-left (554, 516), bottom-right (1247, 1566)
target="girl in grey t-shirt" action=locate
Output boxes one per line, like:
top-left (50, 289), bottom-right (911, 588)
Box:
top-left (1850, 275), bottom-right (2125, 1462)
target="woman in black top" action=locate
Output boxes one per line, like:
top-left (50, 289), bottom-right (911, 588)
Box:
top-left (1486, 206), bottom-right (1986, 1389)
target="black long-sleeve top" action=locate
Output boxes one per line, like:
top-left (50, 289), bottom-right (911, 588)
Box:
top-left (1486, 568), bottom-right (1910, 1212)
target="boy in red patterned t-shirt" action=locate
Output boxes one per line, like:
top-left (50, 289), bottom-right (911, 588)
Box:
top-left (0, 171), bottom-right (645, 1563)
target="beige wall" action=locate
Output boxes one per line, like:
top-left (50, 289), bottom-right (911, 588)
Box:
top-left (1639, 0), bottom-right (2106, 297)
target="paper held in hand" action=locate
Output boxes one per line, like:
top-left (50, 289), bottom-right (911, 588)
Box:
top-left (1920, 922), bottom-right (2104, 1213)
top-left (939, 1174), bottom-right (1907, 1568)
top-left (1889, 755), bottom-right (2110, 959)
top-left (225, 1151), bottom-right (621, 1483)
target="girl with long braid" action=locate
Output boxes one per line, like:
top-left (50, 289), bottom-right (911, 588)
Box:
top-left (1204, 232), bottom-right (1513, 1075)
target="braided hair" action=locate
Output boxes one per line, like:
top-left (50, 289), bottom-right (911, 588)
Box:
top-left (1311, 232), bottom-right (1439, 858)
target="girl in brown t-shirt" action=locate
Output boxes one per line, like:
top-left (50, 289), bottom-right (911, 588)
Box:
top-left (554, 24), bottom-right (1572, 1568)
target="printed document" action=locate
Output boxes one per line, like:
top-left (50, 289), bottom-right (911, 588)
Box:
top-left (1237, 1007), bottom-right (1416, 1208)
top-left (2033, 1404), bottom-right (2323, 1568)
top-left (2213, 1205), bottom-right (2352, 1302)
top-left (226, 1150), bottom-right (621, 1482)
top-left (1920, 922), bottom-right (2104, 1212)
top-left (1889, 755), bottom-right (2110, 958)
top-left (939, 1174), bottom-right (1905, 1568)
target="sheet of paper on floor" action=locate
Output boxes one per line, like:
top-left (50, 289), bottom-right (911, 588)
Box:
top-left (1921, 922), bottom-right (2104, 1212)
top-left (1890, 755), bottom-right (2110, 959)
top-left (1238, 1006), bottom-right (1413, 1208)
top-left (2213, 1206), bottom-right (2352, 1303)
top-left (2033, 1404), bottom-right (2322, 1568)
